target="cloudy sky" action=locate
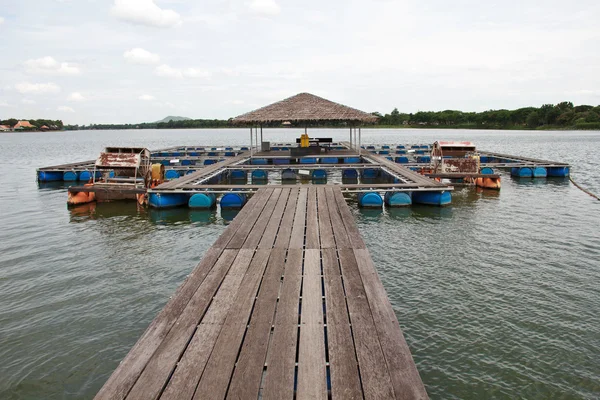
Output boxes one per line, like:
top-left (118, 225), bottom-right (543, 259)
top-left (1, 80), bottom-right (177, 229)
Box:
top-left (0, 0), bottom-right (599, 124)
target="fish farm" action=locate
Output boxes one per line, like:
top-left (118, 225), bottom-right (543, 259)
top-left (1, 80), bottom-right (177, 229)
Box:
top-left (37, 93), bottom-right (574, 400)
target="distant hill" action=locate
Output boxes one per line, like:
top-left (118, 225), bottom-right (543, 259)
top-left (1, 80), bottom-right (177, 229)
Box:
top-left (155, 116), bottom-right (192, 123)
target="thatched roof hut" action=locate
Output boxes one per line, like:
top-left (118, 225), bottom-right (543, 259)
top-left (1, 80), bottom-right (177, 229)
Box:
top-left (232, 92), bottom-right (378, 125)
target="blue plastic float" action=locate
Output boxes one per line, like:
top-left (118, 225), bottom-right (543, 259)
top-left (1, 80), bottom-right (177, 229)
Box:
top-left (165, 170), bottom-right (180, 180)
top-left (230, 170), bottom-right (246, 180)
top-left (38, 171), bottom-right (63, 181)
top-left (149, 193), bottom-right (189, 208)
top-left (384, 191), bottom-right (412, 207)
top-left (251, 170), bottom-right (268, 181)
top-left (511, 167), bottom-right (533, 178)
top-left (220, 193), bottom-right (246, 209)
top-left (412, 191), bottom-right (451, 206)
top-left (63, 171), bottom-right (78, 181)
top-left (188, 193), bottom-right (216, 209)
top-left (342, 169), bottom-right (358, 179)
top-left (358, 192), bottom-right (383, 208)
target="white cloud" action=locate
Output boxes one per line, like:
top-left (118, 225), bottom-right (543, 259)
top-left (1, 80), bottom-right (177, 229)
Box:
top-left (0, 17), bottom-right (4, 25)
top-left (247, 0), bottom-right (281, 17)
top-left (0, 101), bottom-right (10, 107)
top-left (15, 82), bottom-right (61, 95)
top-left (58, 106), bottom-right (75, 113)
top-left (24, 56), bottom-right (81, 75)
top-left (124, 48), bottom-right (160, 65)
top-left (68, 92), bottom-right (86, 102)
top-left (155, 64), bottom-right (183, 79)
top-left (22, 99), bottom-right (36, 105)
top-left (111, 0), bottom-right (182, 28)
top-left (183, 68), bottom-right (211, 79)
top-left (139, 94), bottom-right (155, 101)
top-left (155, 64), bottom-right (210, 79)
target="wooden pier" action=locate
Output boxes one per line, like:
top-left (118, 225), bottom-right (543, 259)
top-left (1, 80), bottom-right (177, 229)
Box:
top-left (95, 186), bottom-right (428, 400)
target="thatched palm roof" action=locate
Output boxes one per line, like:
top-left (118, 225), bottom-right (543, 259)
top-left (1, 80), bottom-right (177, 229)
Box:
top-left (232, 92), bottom-right (378, 124)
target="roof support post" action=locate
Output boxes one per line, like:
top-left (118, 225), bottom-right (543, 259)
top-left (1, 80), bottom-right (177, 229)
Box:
top-left (359, 127), bottom-right (362, 156)
top-left (250, 127), bottom-right (253, 158)
top-left (260, 124), bottom-right (263, 145)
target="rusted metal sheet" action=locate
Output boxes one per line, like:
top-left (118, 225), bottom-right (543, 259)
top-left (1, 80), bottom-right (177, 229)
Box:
top-left (96, 152), bottom-right (141, 168)
top-left (442, 158), bottom-right (479, 173)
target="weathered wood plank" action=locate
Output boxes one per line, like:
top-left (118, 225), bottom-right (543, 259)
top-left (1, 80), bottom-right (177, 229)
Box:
top-left (297, 249), bottom-right (327, 400)
top-left (353, 249), bottom-right (428, 400)
top-left (333, 188), bottom-right (366, 249)
top-left (338, 249), bottom-right (396, 400)
top-left (242, 188), bottom-right (283, 249)
top-left (125, 249), bottom-right (240, 400)
top-left (94, 246), bottom-right (225, 400)
top-left (192, 249), bottom-right (272, 399)
top-left (317, 187), bottom-right (335, 249)
top-left (226, 248), bottom-right (287, 399)
top-left (227, 188), bottom-right (275, 248)
top-left (212, 189), bottom-right (271, 249)
top-left (305, 187), bottom-right (320, 249)
top-left (273, 188), bottom-right (299, 249)
top-left (325, 187), bottom-right (351, 249)
top-left (322, 248), bottom-right (362, 399)
top-left (262, 248), bottom-right (303, 400)
top-left (159, 249), bottom-right (256, 400)
top-left (289, 188), bottom-right (308, 249)
top-left (258, 188), bottom-right (291, 249)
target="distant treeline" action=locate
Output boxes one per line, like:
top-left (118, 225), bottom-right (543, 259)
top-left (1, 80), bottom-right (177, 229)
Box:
top-left (1, 118), bottom-right (64, 130)
top-left (374, 102), bottom-right (600, 130)
top-left (54, 101), bottom-right (600, 131)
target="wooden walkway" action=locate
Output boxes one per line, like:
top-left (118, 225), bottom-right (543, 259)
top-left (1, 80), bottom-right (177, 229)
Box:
top-left (95, 187), bottom-right (428, 400)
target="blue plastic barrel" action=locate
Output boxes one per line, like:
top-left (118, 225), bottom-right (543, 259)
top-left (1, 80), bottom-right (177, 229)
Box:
top-left (189, 152), bottom-right (198, 157)
top-left (321, 157), bottom-right (338, 164)
top-left (79, 170), bottom-right (92, 181)
top-left (274, 159), bottom-right (290, 165)
top-left (312, 169), bottom-right (327, 180)
top-left (181, 159), bottom-right (192, 166)
top-left (300, 158), bottom-right (317, 164)
top-left (165, 169), bottom-right (180, 180)
top-left (251, 158), bottom-right (268, 165)
top-left (224, 152), bottom-right (235, 157)
top-left (382, 145), bottom-right (390, 149)
top-left (63, 171), bottom-right (79, 181)
top-left (379, 150), bottom-right (390, 155)
top-left (479, 156), bottom-right (488, 163)
top-left (396, 150), bottom-right (407, 154)
top-left (282, 168), bottom-right (296, 181)
top-left (240, 147), bottom-right (249, 150)
top-left (172, 152), bottom-right (180, 156)
top-left (37, 171), bottom-right (63, 182)
top-left (412, 191), bottom-right (451, 206)
top-left (395, 156), bottom-right (409, 164)
top-left (548, 166), bottom-right (569, 177)
top-left (208, 152), bottom-right (218, 156)
top-left (362, 168), bottom-right (379, 179)
top-left (416, 150), bottom-right (425, 155)
top-left (396, 145), bottom-right (405, 149)
top-left (225, 147), bottom-right (233, 151)
top-left (367, 146), bottom-right (375, 150)
top-left (358, 192), bottom-right (383, 208)
top-left (221, 193), bottom-right (246, 209)
top-left (480, 167), bottom-right (494, 175)
top-left (251, 170), bottom-right (268, 181)
top-left (109, 171), bottom-right (115, 178)
top-left (533, 167), bottom-right (547, 178)
top-left (344, 157), bottom-right (361, 163)
top-left (161, 160), bottom-right (171, 166)
top-left (185, 170), bottom-right (196, 175)
top-left (148, 193), bottom-right (189, 208)
top-left (342, 169), bottom-right (358, 179)
top-left (511, 167), bottom-right (532, 177)
top-left (384, 191), bottom-right (412, 207)
top-left (204, 159), bottom-right (218, 165)
top-left (189, 193), bottom-right (216, 209)
top-left (417, 156), bottom-right (431, 163)
top-left (230, 170), bottom-right (246, 180)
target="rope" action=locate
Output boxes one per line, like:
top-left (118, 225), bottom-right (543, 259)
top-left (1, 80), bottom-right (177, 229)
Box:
top-left (570, 176), bottom-right (600, 201)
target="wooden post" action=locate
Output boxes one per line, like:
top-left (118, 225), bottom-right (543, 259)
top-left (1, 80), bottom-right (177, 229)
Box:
top-left (250, 127), bottom-right (253, 158)
top-left (359, 127), bottom-right (362, 156)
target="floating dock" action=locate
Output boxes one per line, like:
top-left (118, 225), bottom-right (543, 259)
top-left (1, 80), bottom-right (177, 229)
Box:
top-left (94, 186), bottom-right (428, 400)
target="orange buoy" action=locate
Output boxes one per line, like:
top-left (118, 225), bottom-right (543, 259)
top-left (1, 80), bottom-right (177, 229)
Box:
top-left (475, 176), bottom-right (501, 190)
top-left (67, 184), bottom-right (96, 205)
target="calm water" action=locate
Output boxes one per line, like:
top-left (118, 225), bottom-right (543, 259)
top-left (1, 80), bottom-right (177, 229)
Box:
top-left (0, 129), bottom-right (599, 399)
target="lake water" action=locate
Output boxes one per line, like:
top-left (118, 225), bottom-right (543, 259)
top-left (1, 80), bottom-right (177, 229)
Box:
top-left (0, 129), bottom-right (598, 399)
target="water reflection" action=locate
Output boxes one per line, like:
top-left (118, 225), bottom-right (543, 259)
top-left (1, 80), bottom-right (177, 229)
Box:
top-left (37, 181), bottom-right (76, 190)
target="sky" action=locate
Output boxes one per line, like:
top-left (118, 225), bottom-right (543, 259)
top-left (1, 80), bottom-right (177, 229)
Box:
top-left (0, 0), bottom-right (599, 125)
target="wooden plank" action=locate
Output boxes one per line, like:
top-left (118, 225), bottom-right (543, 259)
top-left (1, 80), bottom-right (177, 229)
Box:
top-left (227, 188), bottom-right (275, 249)
top-left (192, 249), bottom-right (271, 399)
top-left (332, 188), bottom-right (366, 249)
top-left (316, 187), bottom-right (335, 249)
top-left (212, 189), bottom-right (271, 249)
top-left (337, 249), bottom-right (396, 400)
top-left (242, 188), bottom-right (283, 249)
top-left (125, 249), bottom-right (240, 400)
top-left (94, 246), bottom-right (225, 400)
top-left (325, 187), bottom-right (351, 249)
top-left (226, 248), bottom-right (287, 399)
top-left (288, 188), bottom-right (308, 249)
top-left (353, 249), bottom-right (428, 400)
top-left (296, 249), bottom-right (327, 400)
top-left (258, 188), bottom-right (291, 249)
top-left (305, 187), bottom-right (320, 249)
top-left (322, 248), bottom-right (362, 399)
top-left (262, 248), bottom-right (303, 400)
top-left (159, 249), bottom-right (256, 400)
top-left (273, 188), bottom-right (299, 249)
